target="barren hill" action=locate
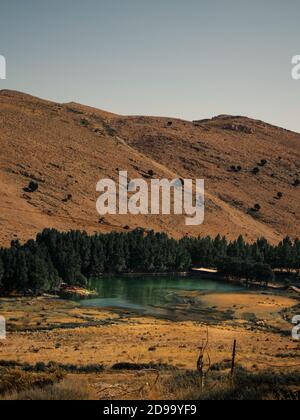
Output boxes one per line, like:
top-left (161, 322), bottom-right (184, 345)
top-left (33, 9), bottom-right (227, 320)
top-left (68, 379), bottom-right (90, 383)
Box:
top-left (0, 90), bottom-right (299, 246)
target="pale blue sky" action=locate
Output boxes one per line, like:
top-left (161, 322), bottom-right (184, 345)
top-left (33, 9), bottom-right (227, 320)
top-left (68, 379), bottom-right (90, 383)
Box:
top-left (0, 0), bottom-right (300, 131)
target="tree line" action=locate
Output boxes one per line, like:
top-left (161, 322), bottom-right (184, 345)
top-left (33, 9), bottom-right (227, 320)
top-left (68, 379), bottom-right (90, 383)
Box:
top-left (0, 229), bottom-right (299, 293)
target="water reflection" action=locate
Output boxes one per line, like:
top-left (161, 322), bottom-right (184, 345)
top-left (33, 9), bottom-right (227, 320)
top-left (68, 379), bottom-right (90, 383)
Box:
top-left (80, 276), bottom-right (243, 318)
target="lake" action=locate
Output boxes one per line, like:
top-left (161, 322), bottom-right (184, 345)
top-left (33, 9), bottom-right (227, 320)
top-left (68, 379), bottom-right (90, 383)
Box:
top-left (80, 276), bottom-right (244, 320)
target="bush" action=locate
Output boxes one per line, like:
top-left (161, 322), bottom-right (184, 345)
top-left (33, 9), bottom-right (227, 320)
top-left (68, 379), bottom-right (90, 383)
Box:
top-left (112, 362), bottom-right (175, 371)
top-left (28, 181), bottom-right (39, 192)
top-left (293, 179), bottom-right (300, 187)
top-left (62, 194), bottom-right (72, 203)
top-left (230, 165), bottom-right (242, 173)
top-left (80, 119), bottom-right (89, 127)
top-left (259, 159), bottom-right (268, 167)
top-left (22, 361), bottom-right (104, 374)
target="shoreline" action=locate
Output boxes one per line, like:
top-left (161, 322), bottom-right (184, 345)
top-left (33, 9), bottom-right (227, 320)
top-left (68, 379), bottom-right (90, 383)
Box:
top-left (1, 270), bottom-right (298, 300)
top-left (0, 291), bottom-right (298, 368)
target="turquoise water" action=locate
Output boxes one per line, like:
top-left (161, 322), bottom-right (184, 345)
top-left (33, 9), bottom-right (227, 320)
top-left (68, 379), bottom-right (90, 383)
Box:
top-left (80, 276), bottom-right (243, 318)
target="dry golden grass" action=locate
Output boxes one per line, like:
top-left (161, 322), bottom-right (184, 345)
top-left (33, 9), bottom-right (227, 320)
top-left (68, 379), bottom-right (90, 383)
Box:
top-left (0, 296), bottom-right (119, 332)
top-left (0, 90), bottom-right (299, 245)
top-left (0, 293), bottom-right (299, 372)
top-left (154, 367), bottom-right (300, 400)
top-left (1, 377), bottom-right (96, 400)
top-left (0, 367), bottom-right (63, 396)
top-left (0, 293), bottom-right (299, 400)
top-left (2, 367), bottom-right (299, 400)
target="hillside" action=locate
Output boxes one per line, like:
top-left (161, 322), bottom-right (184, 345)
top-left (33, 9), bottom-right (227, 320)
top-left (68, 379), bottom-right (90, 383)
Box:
top-left (0, 90), bottom-right (299, 246)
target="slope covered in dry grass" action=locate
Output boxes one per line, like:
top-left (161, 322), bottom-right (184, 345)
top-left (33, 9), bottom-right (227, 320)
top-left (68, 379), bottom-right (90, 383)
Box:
top-left (0, 90), bottom-right (299, 246)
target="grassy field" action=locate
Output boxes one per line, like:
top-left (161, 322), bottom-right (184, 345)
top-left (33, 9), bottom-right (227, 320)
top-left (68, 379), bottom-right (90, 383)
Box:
top-left (0, 290), bottom-right (299, 400)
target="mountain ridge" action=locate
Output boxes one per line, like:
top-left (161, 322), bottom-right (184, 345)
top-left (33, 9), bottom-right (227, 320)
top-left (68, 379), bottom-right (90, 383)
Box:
top-left (0, 90), bottom-right (299, 246)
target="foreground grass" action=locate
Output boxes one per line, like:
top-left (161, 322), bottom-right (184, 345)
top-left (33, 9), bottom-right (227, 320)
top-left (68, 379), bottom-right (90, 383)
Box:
top-left (0, 367), bottom-right (96, 400)
top-left (160, 367), bottom-right (300, 401)
top-left (1, 364), bottom-right (299, 400)
top-left (0, 295), bottom-right (299, 400)
top-left (0, 367), bottom-right (63, 397)
top-left (1, 378), bottom-right (95, 401)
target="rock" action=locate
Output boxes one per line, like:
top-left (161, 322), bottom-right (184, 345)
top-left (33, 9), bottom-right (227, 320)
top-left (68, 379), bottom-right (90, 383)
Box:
top-left (223, 123), bottom-right (253, 134)
top-left (59, 286), bottom-right (97, 299)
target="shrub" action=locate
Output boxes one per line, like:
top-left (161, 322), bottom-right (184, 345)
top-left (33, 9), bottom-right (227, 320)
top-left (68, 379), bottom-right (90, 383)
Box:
top-left (230, 165), bottom-right (242, 173)
top-left (28, 181), bottom-right (39, 192)
top-left (259, 159), bottom-right (268, 167)
top-left (62, 194), bottom-right (73, 203)
top-left (80, 119), bottom-right (89, 127)
top-left (112, 362), bottom-right (175, 371)
top-left (293, 179), bottom-right (300, 187)
top-left (22, 361), bottom-right (104, 374)
top-left (35, 362), bottom-right (47, 372)
top-left (252, 167), bottom-right (260, 175)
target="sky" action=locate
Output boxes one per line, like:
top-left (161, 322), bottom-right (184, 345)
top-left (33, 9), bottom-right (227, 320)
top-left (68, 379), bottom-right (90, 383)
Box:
top-left (0, 0), bottom-right (300, 131)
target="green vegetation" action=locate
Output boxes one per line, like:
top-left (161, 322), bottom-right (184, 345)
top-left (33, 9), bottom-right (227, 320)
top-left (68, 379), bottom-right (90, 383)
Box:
top-left (0, 229), bottom-right (299, 294)
top-left (24, 180), bottom-right (39, 193)
top-left (217, 258), bottom-right (274, 286)
top-left (258, 159), bottom-right (268, 167)
top-left (181, 234), bottom-right (300, 272)
top-left (252, 167), bottom-right (260, 175)
top-left (111, 362), bottom-right (176, 371)
top-left (293, 179), bottom-right (300, 187)
top-left (0, 229), bottom-right (191, 293)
